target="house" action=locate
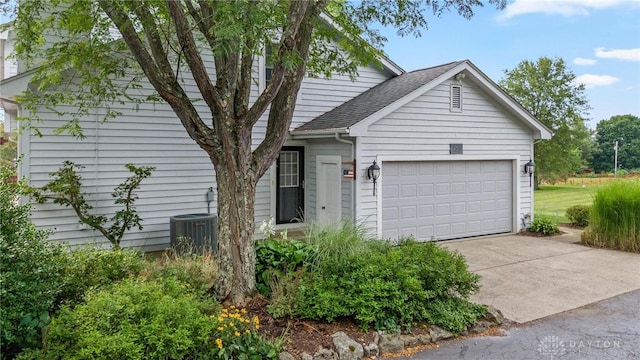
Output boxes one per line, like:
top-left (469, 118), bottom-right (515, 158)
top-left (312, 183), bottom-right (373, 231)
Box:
top-left (1, 28), bottom-right (551, 251)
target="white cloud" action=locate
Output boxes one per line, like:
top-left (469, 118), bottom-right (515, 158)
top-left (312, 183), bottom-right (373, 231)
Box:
top-left (573, 57), bottom-right (597, 66)
top-left (573, 74), bottom-right (620, 89)
top-left (594, 47), bottom-right (640, 62)
top-left (497, 0), bottom-right (633, 20)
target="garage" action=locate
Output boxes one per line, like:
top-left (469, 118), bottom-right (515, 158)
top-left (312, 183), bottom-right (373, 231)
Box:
top-left (381, 160), bottom-right (513, 241)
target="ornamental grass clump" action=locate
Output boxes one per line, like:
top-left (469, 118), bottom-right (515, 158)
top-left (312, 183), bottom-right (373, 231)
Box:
top-left (582, 180), bottom-right (640, 253)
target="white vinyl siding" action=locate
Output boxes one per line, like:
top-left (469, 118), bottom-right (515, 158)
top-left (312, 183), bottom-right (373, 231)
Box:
top-left (18, 56), bottom-right (390, 249)
top-left (358, 78), bottom-right (534, 239)
top-left (305, 139), bottom-right (354, 223)
top-left (290, 66), bottom-right (391, 128)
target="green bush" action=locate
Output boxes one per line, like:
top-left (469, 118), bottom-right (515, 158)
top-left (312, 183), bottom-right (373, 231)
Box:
top-left (527, 217), bottom-right (560, 235)
top-left (255, 238), bottom-right (314, 296)
top-left (57, 248), bottom-right (147, 307)
top-left (41, 278), bottom-right (220, 360)
top-left (565, 205), bottom-right (591, 227)
top-left (583, 181), bottom-right (640, 252)
top-left (142, 250), bottom-right (218, 296)
top-left (0, 163), bottom-right (65, 358)
top-left (292, 239), bottom-right (484, 333)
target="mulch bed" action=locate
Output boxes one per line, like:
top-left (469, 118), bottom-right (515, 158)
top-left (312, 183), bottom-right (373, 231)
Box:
top-left (245, 297), bottom-right (377, 358)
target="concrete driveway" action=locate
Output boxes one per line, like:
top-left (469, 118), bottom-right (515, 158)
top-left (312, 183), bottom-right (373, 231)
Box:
top-left (442, 228), bottom-right (640, 323)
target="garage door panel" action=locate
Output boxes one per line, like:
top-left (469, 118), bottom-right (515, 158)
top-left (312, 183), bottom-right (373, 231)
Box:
top-left (400, 205), bottom-right (417, 219)
top-left (436, 183), bottom-right (450, 195)
top-left (468, 181), bottom-right (482, 193)
top-left (419, 184), bottom-right (434, 196)
top-left (452, 182), bottom-right (466, 194)
top-left (482, 200), bottom-right (496, 211)
top-left (419, 225), bottom-right (435, 239)
top-left (452, 202), bottom-right (466, 214)
top-left (401, 184), bottom-right (417, 197)
top-left (496, 180), bottom-right (510, 191)
top-left (419, 204), bottom-right (434, 217)
top-left (382, 207), bottom-right (398, 221)
top-left (382, 160), bottom-right (513, 240)
top-left (382, 184), bottom-right (399, 199)
top-left (400, 164), bottom-right (417, 176)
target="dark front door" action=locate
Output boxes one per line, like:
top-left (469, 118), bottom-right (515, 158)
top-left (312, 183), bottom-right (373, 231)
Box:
top-left (276, 146), bottom-right (304, 224)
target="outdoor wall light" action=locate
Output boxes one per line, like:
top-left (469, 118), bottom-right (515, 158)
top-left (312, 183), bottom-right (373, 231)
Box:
top-left (524, 159), bottom-right (535, 187)
top-left (367, 160), bottom-right (380, 196)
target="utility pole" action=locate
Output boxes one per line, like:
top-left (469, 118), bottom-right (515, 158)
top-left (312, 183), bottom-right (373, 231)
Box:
top-left (614, 140), bottom-right (618, 177)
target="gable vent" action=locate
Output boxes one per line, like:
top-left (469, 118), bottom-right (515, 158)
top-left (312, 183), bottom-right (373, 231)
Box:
top-left (451, 85), bottom-right (462, 112)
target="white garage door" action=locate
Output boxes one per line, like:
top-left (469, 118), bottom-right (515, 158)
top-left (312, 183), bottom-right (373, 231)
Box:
top-left (381, 160), bottom-right (513, 241)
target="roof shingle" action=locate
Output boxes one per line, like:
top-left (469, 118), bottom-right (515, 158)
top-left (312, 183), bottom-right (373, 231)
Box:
top-left (293, 60), bottom-right (465, 132)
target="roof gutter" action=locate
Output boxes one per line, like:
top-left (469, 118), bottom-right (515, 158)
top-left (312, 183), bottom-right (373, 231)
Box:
top-left (290, 128), bottom-right (348, 139)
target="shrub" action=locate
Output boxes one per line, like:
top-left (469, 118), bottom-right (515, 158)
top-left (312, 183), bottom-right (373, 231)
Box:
top-left (565, 205), bottom-right (591, 227)
top-left (292, 239), bottom-right (484, 333)
top-left (583, 181), bottom-right (640, 252)
top-left (527, 217), bottom-right (560, 235)
top-left (57, 247), bottom-right (147, 307)
top-left (28, 162), bottom-right (154, 249)
top-left (0, 163), bottom-right (65, 357)
top-left (255, 237), bottom-right (314, 297)
top-left (142, 250), bottom-right (218, 296)
top-left (41, 278), bottom-right (220, 360)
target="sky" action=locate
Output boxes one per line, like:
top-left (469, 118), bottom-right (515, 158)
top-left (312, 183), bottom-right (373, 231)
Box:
top-left (377, 0), bottom-right (640, 128)
top-left (1, 0), bottom-right (639, 129)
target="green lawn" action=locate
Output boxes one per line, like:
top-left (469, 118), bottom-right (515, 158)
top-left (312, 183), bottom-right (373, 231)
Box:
top-left (534, 184), bottom-right (600, 224)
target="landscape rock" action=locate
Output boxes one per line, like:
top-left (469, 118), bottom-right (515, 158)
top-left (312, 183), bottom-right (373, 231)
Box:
top-left (400, 334), bottom-right (420, 348)
top-left (279, 352), bottom-right (296, 360)
top-left (313, 348), bottom-right (339, 360)
top-left (331, 332), bottom-right (364, 360)
top-left (482, 306), bottom-right (505, 325)
top-left (428, 325), bottom-right (454, 342)
top-left (378, 333), bottom-right (404, 354)
top-left (468, 320), bottom-right (493, 334)
top-left (415, 333), bottom-right (432, 345)
top-left (363, 343), bottom-right (379, 357)
top-left (302, 353), bottom-right (313, 360)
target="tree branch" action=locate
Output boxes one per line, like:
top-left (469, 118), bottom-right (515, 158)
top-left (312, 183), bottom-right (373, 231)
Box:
top-left (252, 0), bottom-right (328, 177)
top-left (99, 1), bottom-right (217, 153)
top-left (167, 0), bottom-right (223, 120)
top-left (241, 0), bottom-right (314, 129)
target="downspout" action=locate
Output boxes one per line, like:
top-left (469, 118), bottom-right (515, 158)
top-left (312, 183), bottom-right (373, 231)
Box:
top-left (334, 133), bottom-right (355, 222)
top-left (0, 38), bottom-right (5, 79)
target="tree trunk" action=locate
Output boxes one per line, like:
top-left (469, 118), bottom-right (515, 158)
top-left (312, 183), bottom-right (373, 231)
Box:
top-left (212, 153), bottom-right (258, 306)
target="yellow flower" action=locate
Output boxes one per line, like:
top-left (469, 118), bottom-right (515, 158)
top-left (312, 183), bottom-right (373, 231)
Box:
top-left (235, 331), bottom-right (241, 337)
top-left (245, 329), bottom-right (250, 334)
top-left (215, 338), bottom-right (223, 349)
top-left (241, 308), bottom-right (247, 314)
